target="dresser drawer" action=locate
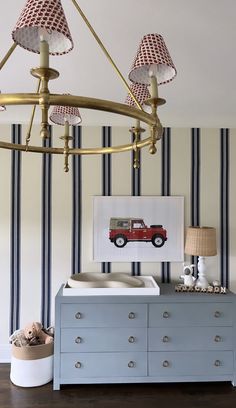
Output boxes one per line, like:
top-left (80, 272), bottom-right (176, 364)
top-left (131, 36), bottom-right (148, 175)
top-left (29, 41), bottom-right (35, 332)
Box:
top-left (148, 327), bottom-right (233, 351)
top-left (149, 303), bottom-right (233, 327)
top-left (61, 303), bottom-right (147, 327)
top-left (148, 351), bottom-right (233, 376)
top-left (61, 352), bottom-right (147, 378)
top-left (61, 328), bottom-right (147, 352)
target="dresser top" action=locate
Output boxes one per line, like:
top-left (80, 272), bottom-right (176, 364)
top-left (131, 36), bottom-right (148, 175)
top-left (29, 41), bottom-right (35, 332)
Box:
top-left (56, 283), bottom-right (235, 304)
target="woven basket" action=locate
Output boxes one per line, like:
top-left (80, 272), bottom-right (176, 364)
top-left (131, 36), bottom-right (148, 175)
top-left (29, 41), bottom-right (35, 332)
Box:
top-left (10, 343), bottom-right (53, 387)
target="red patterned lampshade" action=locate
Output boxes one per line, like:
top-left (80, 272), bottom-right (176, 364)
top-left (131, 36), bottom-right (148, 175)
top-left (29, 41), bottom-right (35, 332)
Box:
top-left (49, 104), bottom-right (82, 126)
top-left (12, 0), bottom-right (73, 55)
top-left (125, 83), bottom-right (151, 107)
top-left (129, 34), bottom-right (177, 86)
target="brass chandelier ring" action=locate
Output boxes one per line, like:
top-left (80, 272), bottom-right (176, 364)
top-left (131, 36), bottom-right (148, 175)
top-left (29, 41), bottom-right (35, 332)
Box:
top-left (0, 93), bottom-right (165, 155)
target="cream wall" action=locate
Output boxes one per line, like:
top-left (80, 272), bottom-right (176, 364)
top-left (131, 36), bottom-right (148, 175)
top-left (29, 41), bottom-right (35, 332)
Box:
top-left (0, 124), bottom-right (235, 360)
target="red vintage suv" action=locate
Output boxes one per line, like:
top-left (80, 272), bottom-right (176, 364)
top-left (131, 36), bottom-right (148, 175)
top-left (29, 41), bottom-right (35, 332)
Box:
top-left (109, 217), bottom-right (167, 248)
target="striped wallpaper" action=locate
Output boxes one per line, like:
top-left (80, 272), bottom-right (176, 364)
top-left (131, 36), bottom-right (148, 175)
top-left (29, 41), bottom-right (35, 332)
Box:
top-left (0, 124), bottom-right (235, 355)
top-left (131, 130), bottom-right (141, 277)
top-left (10, 125), bottom-right (21, 334)
top-left (102, 126), bottom-right (112, 274)
top-left (191, 128), bottom-right (200, 274)
top-left (41, 128), bottom-right (52, 329)
top-left (220, 128), bottom-right (230, 288)
top-left (161, 127), bottom-right (171, 283)
top-left (72, 125), bottom-right (82, 276)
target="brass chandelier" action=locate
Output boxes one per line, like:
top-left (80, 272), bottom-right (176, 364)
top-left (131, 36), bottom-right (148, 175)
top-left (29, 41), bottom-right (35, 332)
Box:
top-left (0, 0), bottom-right (177, 172)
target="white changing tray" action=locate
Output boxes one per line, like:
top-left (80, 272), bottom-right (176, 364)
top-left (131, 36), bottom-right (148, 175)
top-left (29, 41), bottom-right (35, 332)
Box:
top-left (63, 275), bottom-right (160, 296)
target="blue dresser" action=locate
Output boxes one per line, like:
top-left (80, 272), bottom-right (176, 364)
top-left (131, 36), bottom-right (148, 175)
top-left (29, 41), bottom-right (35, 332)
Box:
top-left (53, 284), bottom-right (236, 390)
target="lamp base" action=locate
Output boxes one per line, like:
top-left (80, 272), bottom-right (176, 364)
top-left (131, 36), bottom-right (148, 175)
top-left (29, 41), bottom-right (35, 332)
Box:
top-left (195, 276), bottom-right (209, 289)
top-left (195, 256), bottom-right (209, 289)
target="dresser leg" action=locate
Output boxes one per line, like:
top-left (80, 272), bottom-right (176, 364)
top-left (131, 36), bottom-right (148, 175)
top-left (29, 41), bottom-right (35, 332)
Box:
top-left (53, 380), bottom-right (60, 390)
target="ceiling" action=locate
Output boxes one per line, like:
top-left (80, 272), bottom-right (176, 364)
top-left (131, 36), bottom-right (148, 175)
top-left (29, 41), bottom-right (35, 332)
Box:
top-left (0, 0), bottom-right (235, 128)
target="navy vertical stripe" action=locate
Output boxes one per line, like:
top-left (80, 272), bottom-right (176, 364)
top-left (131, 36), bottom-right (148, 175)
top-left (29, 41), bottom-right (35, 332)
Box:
top-left (161, 127), bottom-right (171, 283)
top-left (190, 128), bottom-right (201, 272)
top-left (41, 127), bottom-right (52, 328)
top-left (220, 129), bottom-right (230, 288)
top-left (72, 126), bottom-right (82, 275)
top-left (131, 131), bottom-right (141, 276)
top-left (102, 126), bottom-right (111, 273)
top-left (191, 128), bottom-right (200, 226)
top-left (10, 124), bottom-right (21, 334)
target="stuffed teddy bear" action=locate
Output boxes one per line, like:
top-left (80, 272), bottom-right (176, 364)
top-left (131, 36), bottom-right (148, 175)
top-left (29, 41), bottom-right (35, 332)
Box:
top-left (24, 322), bottom-right (54, 345)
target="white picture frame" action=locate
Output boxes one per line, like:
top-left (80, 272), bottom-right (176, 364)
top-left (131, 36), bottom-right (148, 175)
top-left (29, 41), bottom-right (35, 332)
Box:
top-left (93, 196), bottom-right (184, 262)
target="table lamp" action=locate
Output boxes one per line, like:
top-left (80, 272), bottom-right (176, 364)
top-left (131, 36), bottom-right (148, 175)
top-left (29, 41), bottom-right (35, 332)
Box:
top-left (185, 227), bottom-right (217, 289)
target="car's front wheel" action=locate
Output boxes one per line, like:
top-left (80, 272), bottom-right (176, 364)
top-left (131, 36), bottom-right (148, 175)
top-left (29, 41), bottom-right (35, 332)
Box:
top-left (152, 234), bottom-right (165, 248)
top-left (114, 234), bottom-right (127, 248)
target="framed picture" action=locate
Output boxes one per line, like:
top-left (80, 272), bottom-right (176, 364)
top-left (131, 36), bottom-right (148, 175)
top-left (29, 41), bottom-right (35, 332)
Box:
top-left (93, 196), bottom-right (184, 262)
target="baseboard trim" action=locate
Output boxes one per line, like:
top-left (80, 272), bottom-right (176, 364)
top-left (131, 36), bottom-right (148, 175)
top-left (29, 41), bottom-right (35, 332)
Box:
top-left (0, 344), bottom-right (11, 363)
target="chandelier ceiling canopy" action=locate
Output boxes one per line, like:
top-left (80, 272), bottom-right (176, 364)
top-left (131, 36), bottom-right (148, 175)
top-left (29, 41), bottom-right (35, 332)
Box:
top-left (0, 0), bottom-right (177, 172)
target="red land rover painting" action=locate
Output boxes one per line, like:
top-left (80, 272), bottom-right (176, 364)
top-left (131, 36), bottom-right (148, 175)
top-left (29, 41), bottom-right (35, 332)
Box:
top-left (109, 217), bottom-right (167, 248)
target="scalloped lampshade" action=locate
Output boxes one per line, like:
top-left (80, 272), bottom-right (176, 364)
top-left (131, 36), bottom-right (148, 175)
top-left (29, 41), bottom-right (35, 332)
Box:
top-left (129, 33), bottom-right (177, 86)
top-left (49, 104), bottom-right (82, 126)
top-left (12, 0), bottom-right (73, 55)
top-left (125, 83), bottom-right (151, 108)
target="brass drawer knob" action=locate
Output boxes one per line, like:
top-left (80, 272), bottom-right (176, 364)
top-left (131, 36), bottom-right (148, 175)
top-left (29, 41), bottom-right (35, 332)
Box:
top-left (214, 360), bottom-right (221, 367)
top-left (163, 311), bottom-right (170, 318)
top-left (75, 336), bottom-right (82, 344)
top-left (162, 360), bottom-right (170, 368)
top-left (214, 335), bottom-right (221, 342)
top-left (128, 312), bottom-right (135, 319)
top-left (162, 336), bottom-right (170, 343)
top-left (75, 312), bottom-right (82, 319)
top-left (75, 361), bottom-right (82, 369)
top-left (128, 361), bottom-right (135, 368)
top-left (214, 311), bottom-right (221, 318)
top-left (128, 336), bottom-right (135, 343)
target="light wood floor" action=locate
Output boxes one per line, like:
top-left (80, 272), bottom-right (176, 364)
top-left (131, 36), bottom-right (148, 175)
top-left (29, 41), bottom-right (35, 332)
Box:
top-left (1, 364), bottom-right (236, 408)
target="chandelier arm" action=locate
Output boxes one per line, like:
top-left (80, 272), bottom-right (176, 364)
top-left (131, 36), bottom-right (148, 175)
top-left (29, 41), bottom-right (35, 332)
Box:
top-left (63, 138), bottom-right (70, 172)
top-left (0, 93), bottom-right (164, 126)
top-left (70, 0), bottom-right (143, 111)
top-left (25, 79), bottom-right (41, 149)
top-left (0, 94), bottom-right (39, 105)
top-left (0, 43), bottom-right (17, 71)
top-left (133, 127), bottom-right (141, 169)
top-left (0, 136), bottom-right (152, 155)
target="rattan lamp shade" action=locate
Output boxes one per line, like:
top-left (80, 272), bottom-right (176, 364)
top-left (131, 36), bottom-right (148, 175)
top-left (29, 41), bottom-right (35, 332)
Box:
top-left (185, 227), bottom-right (217, 257)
